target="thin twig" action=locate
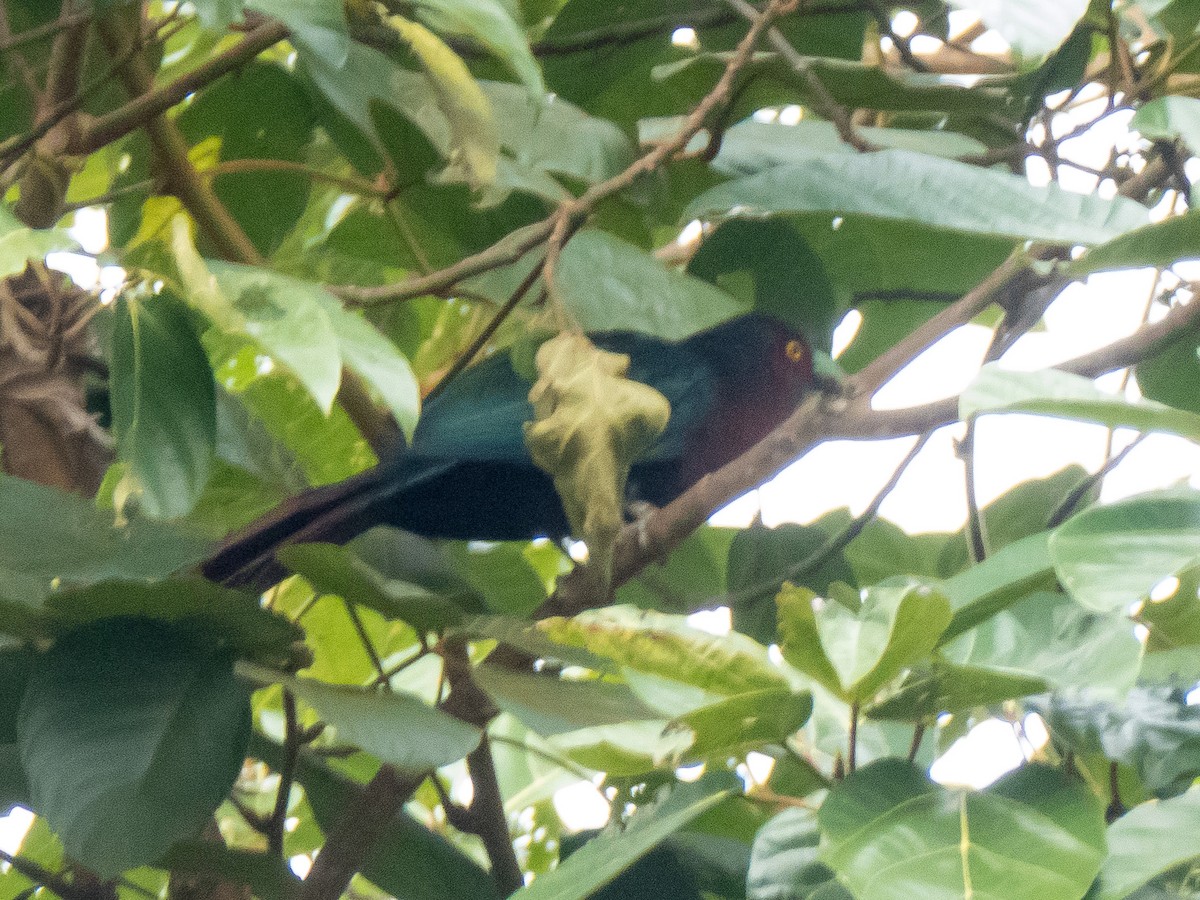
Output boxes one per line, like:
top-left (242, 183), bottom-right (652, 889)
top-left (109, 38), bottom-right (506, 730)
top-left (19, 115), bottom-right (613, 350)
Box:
top-left (343, 599), bottom-right (387, 681)
top-left (960, 418), bottom-right (988, 563)
top-left (717, 431), bottom-right (933, 609)
top-left (726, 0), bottom-right (875, 151)
top-left (1046, 434), bottom-right (1146, 529)
top-left (267, 690), bottom-right (301, 857)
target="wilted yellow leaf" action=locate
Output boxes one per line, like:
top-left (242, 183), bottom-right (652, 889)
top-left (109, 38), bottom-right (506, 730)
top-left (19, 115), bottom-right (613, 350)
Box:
top-left (524, 333), bottom-right (670, 583)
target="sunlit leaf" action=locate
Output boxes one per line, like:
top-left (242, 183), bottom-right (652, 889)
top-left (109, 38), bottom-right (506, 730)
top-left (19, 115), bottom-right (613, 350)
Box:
top-left (688, 150), bottom-right (1147, 245)
top-left (110, 292), bottom-right (216, 519)
top-left (820, 761), bottom-right (1105, 900)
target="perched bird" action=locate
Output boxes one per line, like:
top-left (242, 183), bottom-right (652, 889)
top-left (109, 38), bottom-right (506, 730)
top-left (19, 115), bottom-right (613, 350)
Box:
top-left (203, 313), bottom-right (814, 587)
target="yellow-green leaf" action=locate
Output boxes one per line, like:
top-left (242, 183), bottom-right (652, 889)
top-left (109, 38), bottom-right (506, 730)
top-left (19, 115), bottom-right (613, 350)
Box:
top-left (523, 333), bottom-right (670, 581)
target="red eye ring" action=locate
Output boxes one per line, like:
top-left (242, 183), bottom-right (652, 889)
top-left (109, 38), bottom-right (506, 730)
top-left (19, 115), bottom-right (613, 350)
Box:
top-left (785, 339), bottom-right (807, 363)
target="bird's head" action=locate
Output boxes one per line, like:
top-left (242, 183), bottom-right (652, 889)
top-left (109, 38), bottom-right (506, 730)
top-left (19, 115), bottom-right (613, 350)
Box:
top-left (687, 313), bottom-right (815, 404)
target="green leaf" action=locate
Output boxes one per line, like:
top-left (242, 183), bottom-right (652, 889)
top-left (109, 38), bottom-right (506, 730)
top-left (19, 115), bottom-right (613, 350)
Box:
top-left (383, 14), bottom-right (499, 193)
top-left (697, 118), bottom-right (989, 175)
top-left (310, 286), bottom-right (424, 436)
top-left (0, 474), bottom-right (210, 588)
top-left (248, 0), bottom-right (350, 66)
top-left (939, 531), bottom-right (1057, 640)
top-left (513, 776), bottom-right (733, 900)
top-left (18, 619), bottom-right (251, 878)
top-left (1133, 95), bottom-right (1200, 148)
top-left (539, 606), bottom-right (796, 697)
top-left (777, 580), bottom-right (952, 702)
top-left (687, 150), bottom-right (1148, 245)
top-left (945, 592), bottom-right (1143, 693)
top-left (820, 761), bottom-right (1106, 900)
top-left (473, 665), bottom-right (659, 736)
top-left (278, 542), bottom-right (467, 632)
top-left (556, 231), bottom-right (749, 340)
top-left (1050, 489), bottom-right (1200, 613)
top-left (42, 578), bottom-right (302, 663)
top-left (963, 364), bottom-right (1200, 441)
top-left (411, 0), bottom-right (544, 95)
top-left (161, 844), bottom-right (296, 900)
top-left (444, 540), bottom-right (552, 617)
top-left (202, 261), bottom-right (342, 414)
top-left (947, 0), bottom-right (1089, 57)
top-left (1138, 333), bottom-right (1200, 415)
top-left (747, 807), bottom-right (849, 900)
top-left (865, 660), bottom-right (1048, 720)
top-left (678, 688), bottom-right (813, 759)
top-left (111, 292), bottom-right (216, 520)
top-left (241, 664), bottom-right (482, 770)
top-left (1093, 787), bottom-right (1200, 900)
top-left (1073, 209), bottom-right (1200, 277)
top-left (1036, 687), bottom-right (1200, 796)
top-left (0, 206), bottom-right (73, 277)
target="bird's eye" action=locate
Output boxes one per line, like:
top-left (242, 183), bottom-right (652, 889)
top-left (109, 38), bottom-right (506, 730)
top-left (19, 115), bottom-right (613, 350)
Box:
top-left (784, 339), bottom-right (807, 363)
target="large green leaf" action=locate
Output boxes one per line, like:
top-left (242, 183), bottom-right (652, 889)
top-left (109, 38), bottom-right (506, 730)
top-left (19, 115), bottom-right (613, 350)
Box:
top-left (176, 63), bottom-right (317, 258)
top-left (962, 366), bottom-right (1200, 442)
top-left (747, 807), bottom-right (850, 900)
top-left (679, 688), bottom-right (813, 759)
top-left (1073, 209), bottom-right (1200, 277)
top-left (240, 664), bottom-right (481, 770)
top-left (690, 118), bottom-right (989, 175)
top-left (944, 592), bottom-right (1143, 693)
top-left (820, 760), bottom-right (1106, 900)
top-left (18, 619), bottom-right (250, 878)
top-left (687, 150), bottom-right (1148, 245)
top-left (938, 531), bottom-right (1057, 640)
top-left (555, 231), bottom-right (749, 340)
top-left (1050, 489), bottom-right (1200, 613)
top-left (278, 542), bottom-right (467, 633)
top-left (0, 474), bottom-right (209, 589)
top-left (1093, 787), bottom-right (1200, 900)
top-left (472, 665), bottom-right (659, 736)
top-left (514, 776), bottom-right (734, 900)
top-left (1137, 334), bottom-right (1200, 415)
top-left (777, 580), bottom-right (952, 702)
top-left (110, 292), bottom-right (216, 520)
top-left (42, 578), bottom-right (301, 664)
top-left (539, 606), bottom-right (796, 697)
top-left (200, 261), bottom-right (421, 431)
top-left (1037, 687), bottom-right (1200, 796)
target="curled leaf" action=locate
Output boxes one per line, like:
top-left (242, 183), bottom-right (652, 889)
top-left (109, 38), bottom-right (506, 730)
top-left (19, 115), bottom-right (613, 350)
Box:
top-left (524, 333), bottom-right (670, 582)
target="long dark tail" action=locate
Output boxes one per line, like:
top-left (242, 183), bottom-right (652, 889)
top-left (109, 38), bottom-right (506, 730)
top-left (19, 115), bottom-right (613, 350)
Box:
top-left (201, 464), bottom-right (399, 589)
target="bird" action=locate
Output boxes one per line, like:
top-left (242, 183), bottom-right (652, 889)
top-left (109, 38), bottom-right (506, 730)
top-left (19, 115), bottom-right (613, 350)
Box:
top-left (202, 313), bottom-right (815, 588)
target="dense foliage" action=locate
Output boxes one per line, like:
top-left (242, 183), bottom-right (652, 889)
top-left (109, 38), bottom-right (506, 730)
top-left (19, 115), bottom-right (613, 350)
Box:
top-left (1, 1), bottom-right (1200, 898)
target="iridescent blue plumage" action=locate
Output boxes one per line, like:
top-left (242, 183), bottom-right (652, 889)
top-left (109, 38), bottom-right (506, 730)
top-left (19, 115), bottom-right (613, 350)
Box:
top-left (204, 314), bottom-right (813, 585)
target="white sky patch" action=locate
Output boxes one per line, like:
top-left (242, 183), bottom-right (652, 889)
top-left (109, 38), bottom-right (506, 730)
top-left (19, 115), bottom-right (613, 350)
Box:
top-left (0, 807), bottom-right (33, 856)
top-left (553, 780), bottom-right (611, 831)
top-left (931, 719), bottom-right (1028, 789)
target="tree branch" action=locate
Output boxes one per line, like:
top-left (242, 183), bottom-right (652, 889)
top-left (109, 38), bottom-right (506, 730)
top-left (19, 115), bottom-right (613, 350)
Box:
top-left (334, 0), bottom-right (799, 307)
top-left (76, 18), bottom-right (290, 153)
